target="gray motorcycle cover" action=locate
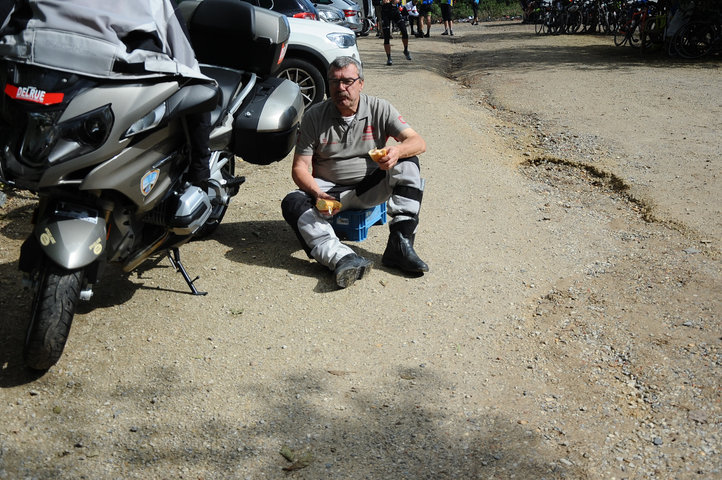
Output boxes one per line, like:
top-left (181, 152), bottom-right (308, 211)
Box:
top-left (0, 0), bottom-right (210, 81)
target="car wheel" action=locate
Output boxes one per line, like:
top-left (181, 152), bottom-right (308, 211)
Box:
top-left (277, 58), bottom-right (325, 109)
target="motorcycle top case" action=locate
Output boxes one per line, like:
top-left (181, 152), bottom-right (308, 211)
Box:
top-left (182, 0), bottom-right (290, 76)
top-left (233, 76), bottom-right (303, 165)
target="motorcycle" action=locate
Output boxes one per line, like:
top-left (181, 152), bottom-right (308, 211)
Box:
top-left (0, 0), bottom-right (304, 370)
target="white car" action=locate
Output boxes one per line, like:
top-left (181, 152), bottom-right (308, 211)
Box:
top-left (278, 18), bottom-right (361, 108)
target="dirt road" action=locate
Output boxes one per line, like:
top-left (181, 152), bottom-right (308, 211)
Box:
top-left (1, 21), bottom-right (720, 479)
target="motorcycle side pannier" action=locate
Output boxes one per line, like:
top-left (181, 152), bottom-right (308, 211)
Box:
top-left (233, 76), bottom-right (303, 165)
top-left (184, 0), bottom-right (290, 76)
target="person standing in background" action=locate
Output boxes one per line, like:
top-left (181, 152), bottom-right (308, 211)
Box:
top-left (406, 0), bottom-right (419, 36)
top-left (373, 0), bottom-right (383, 36)
top-left (471, 0), bottom-right (479, 25)
top-left (380, 0), bottom-right (411, 65)
top-left (440, 0), bottom-right (453, 36)
top-left (418, 0), bottom-right (433, 37)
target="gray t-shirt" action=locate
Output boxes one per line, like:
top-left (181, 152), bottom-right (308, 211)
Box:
top-left (296, 94), bottom-right (410, 185)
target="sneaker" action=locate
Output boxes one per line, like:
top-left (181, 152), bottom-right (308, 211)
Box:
top-left (424, 32), bottom-right (430, 37)
top-left (386, 57), bottom-right (393, 66)
top-left (450, 30), bottom-right (454, 36)
top-left (441, 30), bottom-right (448, 35)
top-left (404, 50), bottom-right (412, 60)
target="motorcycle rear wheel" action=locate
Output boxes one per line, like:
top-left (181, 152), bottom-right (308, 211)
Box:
top-left (24, 264), bottom-right (84, 370)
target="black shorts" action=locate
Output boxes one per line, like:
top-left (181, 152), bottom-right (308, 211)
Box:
top-left (440, 4), bottom-right (452, 21)
top-left (419, 4), bottom-right (432, 16)
top-left (383, 18), bottom-right (408, 43)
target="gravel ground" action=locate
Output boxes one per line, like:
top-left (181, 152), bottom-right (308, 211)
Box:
top-left (0, 21), bottom-right (720, 479)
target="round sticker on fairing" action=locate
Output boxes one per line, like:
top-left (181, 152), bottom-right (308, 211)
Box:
top-left (141, 169), bottom-right (160, 196)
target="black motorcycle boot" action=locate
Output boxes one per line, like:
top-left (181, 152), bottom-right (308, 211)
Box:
top-left (382, 230), bottom-right (429, 273)
top-left (334, 253), bottom-right (373, 289)
top-left (187, 111), bottom-right (212, 191)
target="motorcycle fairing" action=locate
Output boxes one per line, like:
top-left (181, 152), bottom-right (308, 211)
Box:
top-left (35, 201), bottom-right (107, 270)
top-left (75, 81), bottom-right (218, 208)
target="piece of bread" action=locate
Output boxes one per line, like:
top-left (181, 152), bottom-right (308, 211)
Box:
top-left (368, 148), bottom-right (388, 162)
top-left (316, 198), bottom-right (342, 214)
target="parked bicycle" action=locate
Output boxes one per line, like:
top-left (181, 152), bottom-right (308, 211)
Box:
top-left (613, 0), bottom-right (649, 47)
top-left (670, 9), bottom-right (722, 58)
top-left (528, 0), bottom-right (720, 59)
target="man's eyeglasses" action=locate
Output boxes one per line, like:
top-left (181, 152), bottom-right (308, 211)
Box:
top-left (329, 77), bottom-right (361, 87)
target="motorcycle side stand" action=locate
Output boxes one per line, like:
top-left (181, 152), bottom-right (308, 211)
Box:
top-left (168, 248), bottom-right (207, 296)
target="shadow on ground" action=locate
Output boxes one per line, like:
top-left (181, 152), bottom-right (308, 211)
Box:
top-left (0, 362), bottom-right (589, 478)
top-left (213, 219), bottom-right (418, 292)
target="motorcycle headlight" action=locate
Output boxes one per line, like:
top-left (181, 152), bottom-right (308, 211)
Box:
top-left (48, 104), bottom-right (114, 164)
top-left (326, 33), bottom-right (356, 49)
top-left (17, 104), bottom-right (114, 166)
top-left (19, 110), bottom-right (62, 167)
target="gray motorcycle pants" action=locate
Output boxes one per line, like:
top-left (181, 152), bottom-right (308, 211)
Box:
top-left (281, 156), bottom-right (424, 270)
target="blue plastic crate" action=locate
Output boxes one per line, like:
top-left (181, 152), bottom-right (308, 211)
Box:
top-left (331, 203), bottom-right (387, 241)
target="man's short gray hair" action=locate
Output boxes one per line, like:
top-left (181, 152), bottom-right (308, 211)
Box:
top-left (329, 56), bottom-right (364, 81)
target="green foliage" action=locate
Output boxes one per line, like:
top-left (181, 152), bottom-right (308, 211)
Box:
top-left (476, 0), bottom-right (523, 19)
top-left (423, 0), bottom-right (522, 22)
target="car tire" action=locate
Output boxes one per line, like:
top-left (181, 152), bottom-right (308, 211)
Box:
top-left (277, 58), bottom-right (326, 109)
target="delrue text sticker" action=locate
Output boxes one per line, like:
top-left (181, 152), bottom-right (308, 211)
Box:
top-left (141, 169), bottom-right (160, 196)
top-left (4, 84), bottom-right (64, 105)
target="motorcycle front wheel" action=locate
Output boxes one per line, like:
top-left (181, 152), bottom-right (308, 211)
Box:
top-left (24, 264), bottom-right (84, 370)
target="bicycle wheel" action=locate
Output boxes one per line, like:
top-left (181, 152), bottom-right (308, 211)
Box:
top-left (608, 4), bottom-right (623, 35)
top-left (641, 16), bottom-right (664, 54)
top-left (559, 12), bottom-right (570, 34)
top-left (614, 21), bottom-right (630, 46)
top-left (676, 22), bottom-right (715, 59)
top-left (600, 8), bottom-right (611, 34)
top-left (628, 19), bottom-right (642, 48)
top-left (535, 17), bottom-right (547, 35)
top-left (568, 10), bottom-right (582, 34)
top-left (640, 17), bottom-right (652, 52)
